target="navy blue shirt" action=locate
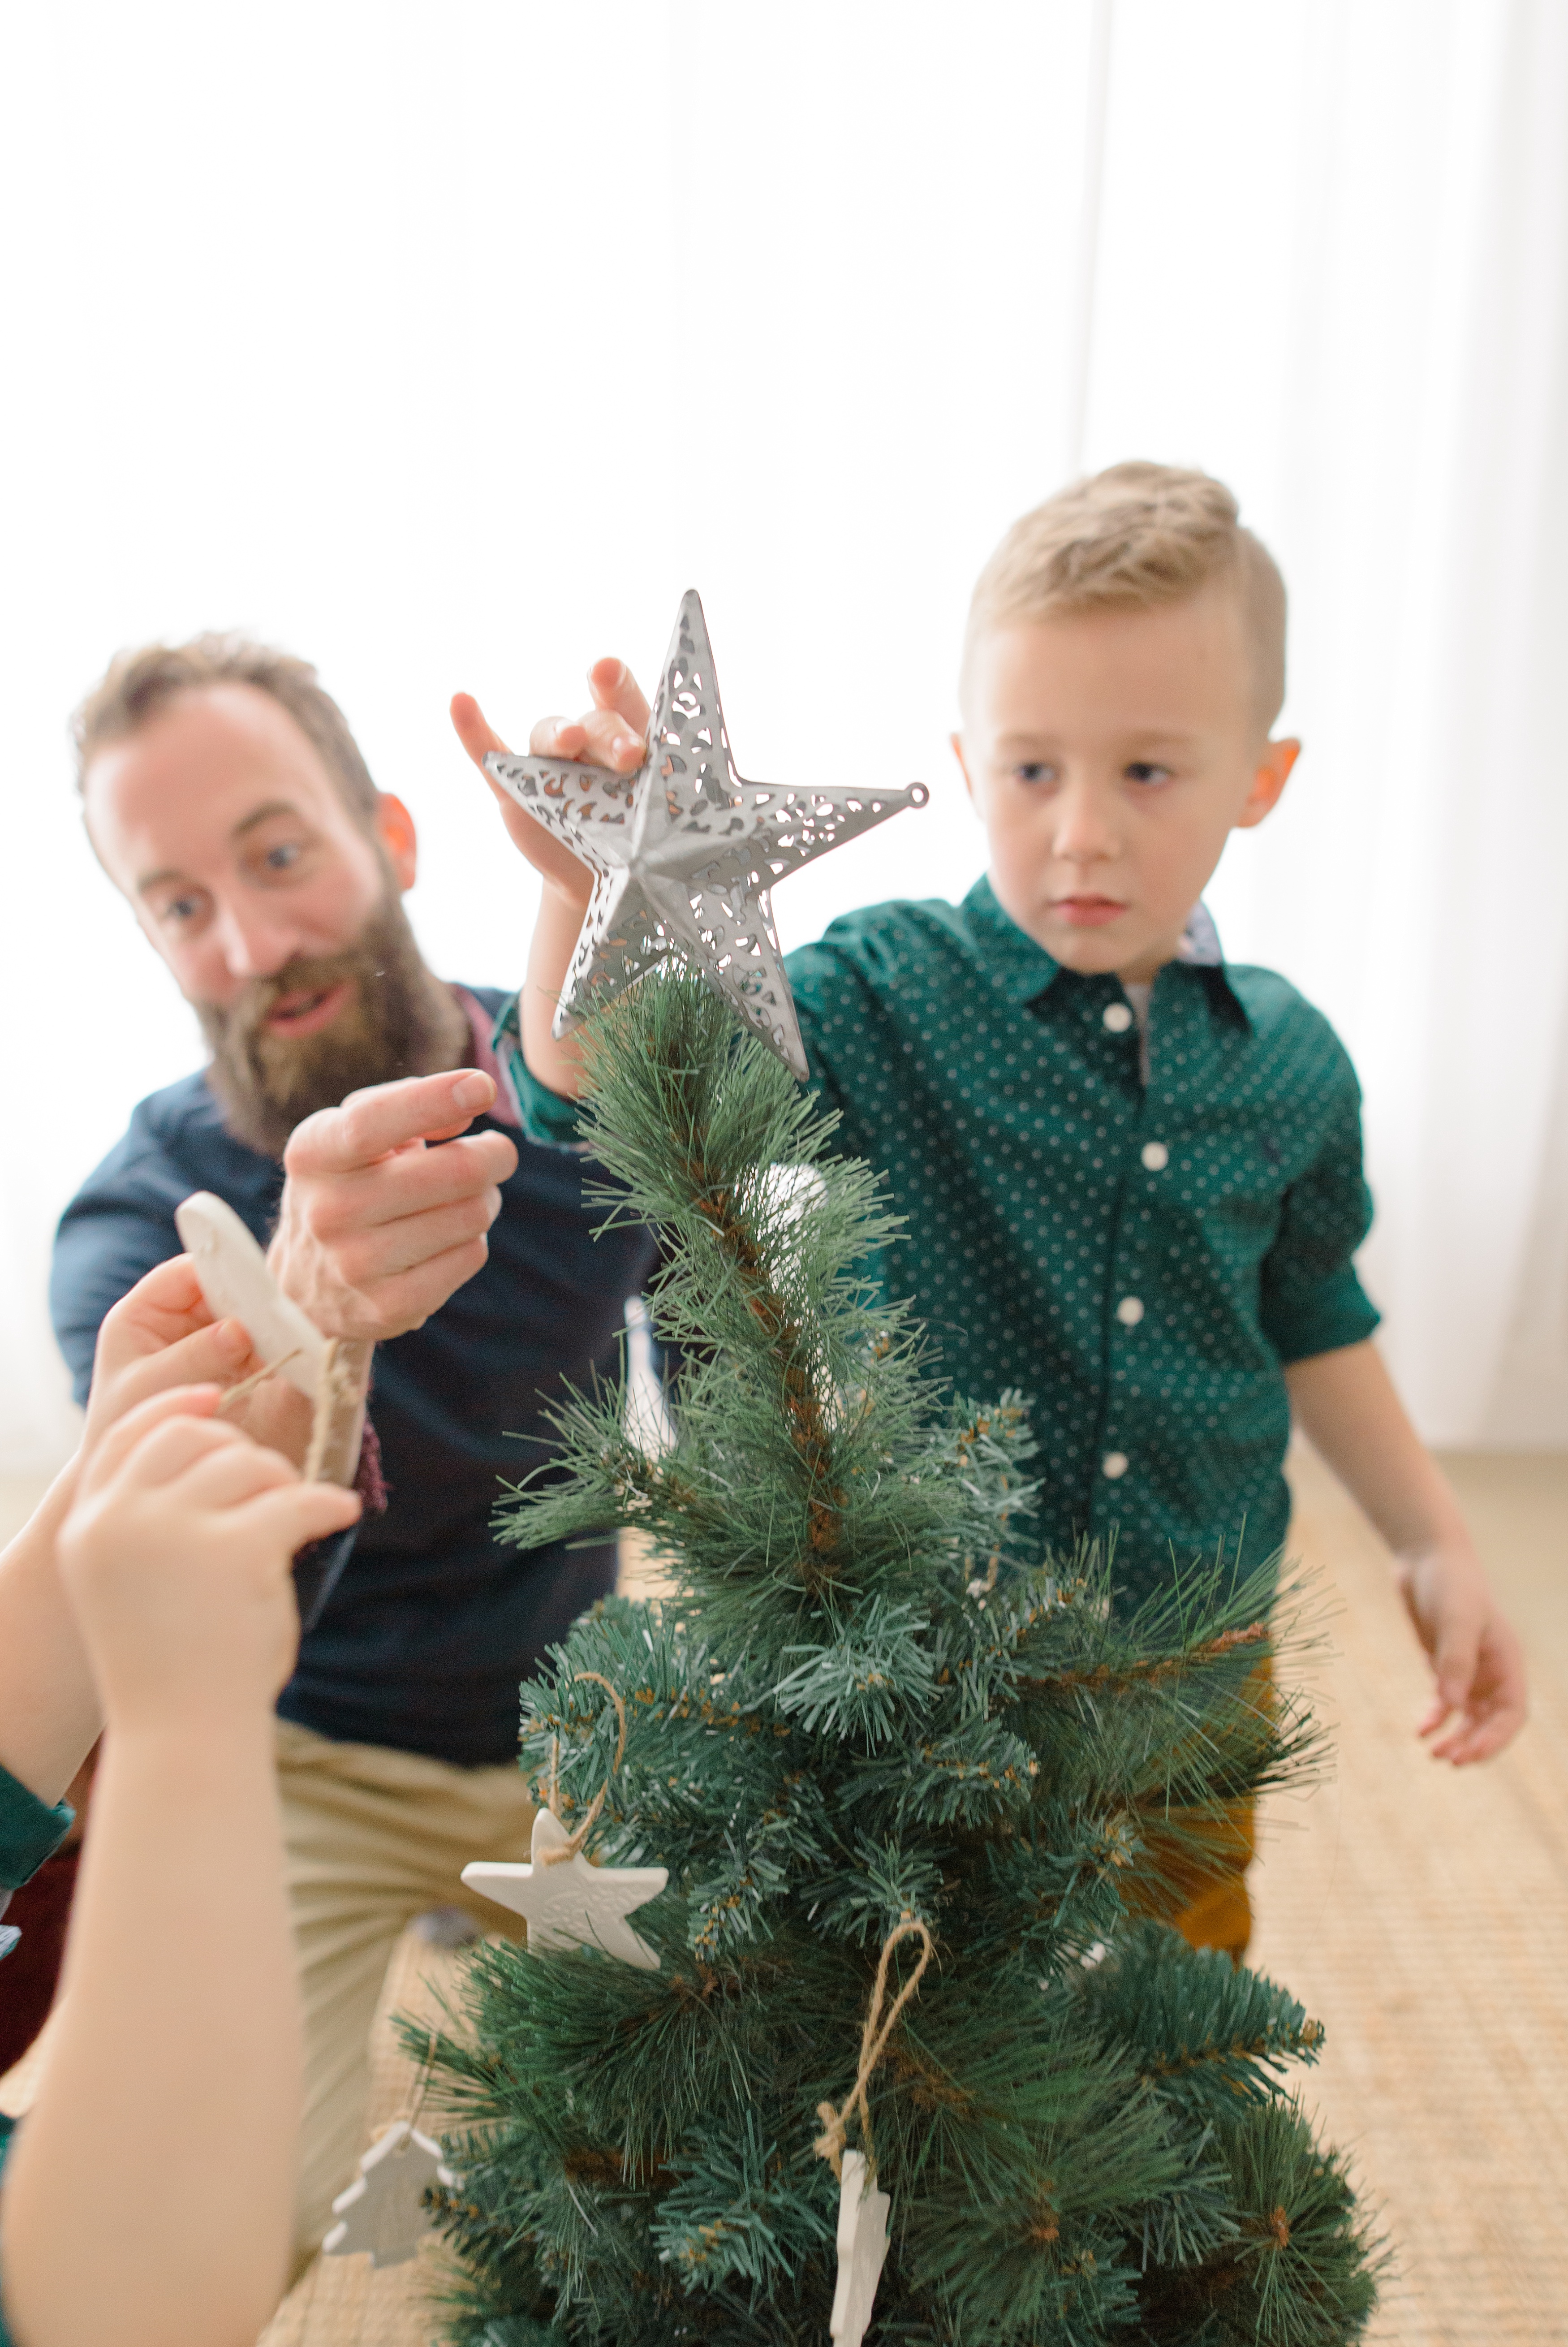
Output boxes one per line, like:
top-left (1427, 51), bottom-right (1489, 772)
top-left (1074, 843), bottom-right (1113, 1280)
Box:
top-left (51, 988), bottom-right (657, 1769)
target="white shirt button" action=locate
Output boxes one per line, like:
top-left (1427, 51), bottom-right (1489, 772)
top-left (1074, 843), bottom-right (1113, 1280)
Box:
top-left (1103, 1001), bottom-right (1134, 1033)
top-left (1116, 1296), bottom-right (1145, 1326)
top-left (1102, 1450), bottom-right (1129, 1479)
top-left (1141, 1141), bottom-right (1169, 1170)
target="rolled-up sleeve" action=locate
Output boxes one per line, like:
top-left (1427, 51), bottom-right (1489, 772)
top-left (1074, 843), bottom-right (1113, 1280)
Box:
top-left (491, 996), bottom-right (589, 1152)
top-left (1258, 1073), bottom-right (1380, 1363)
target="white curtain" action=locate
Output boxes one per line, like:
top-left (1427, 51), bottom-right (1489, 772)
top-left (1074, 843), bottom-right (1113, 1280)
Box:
top-left (0, 0), bottom-right (1562, 1470)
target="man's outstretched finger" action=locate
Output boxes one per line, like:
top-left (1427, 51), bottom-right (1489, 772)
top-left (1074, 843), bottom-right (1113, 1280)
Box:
top-left (285, 1070), bottom-right (498, 1177)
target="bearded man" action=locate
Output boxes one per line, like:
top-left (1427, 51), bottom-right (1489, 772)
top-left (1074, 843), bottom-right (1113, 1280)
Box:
top-left (49, 635), bottom-right (658, 2277)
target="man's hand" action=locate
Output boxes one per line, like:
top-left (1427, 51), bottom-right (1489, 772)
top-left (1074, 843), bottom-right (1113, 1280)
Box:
top-left (1398, 1541), bottom-right (1529, 1765)
top-left (269, 1068), bottom-right (518, 1342)
top-left (450, 658), bottom-right (650, 908)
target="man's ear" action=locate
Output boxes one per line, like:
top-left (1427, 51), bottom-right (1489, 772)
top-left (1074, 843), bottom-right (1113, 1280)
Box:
top-left (951, 731), bottom-right (981, 812)
top-left (1235, 737), bottom-right (1300, 831)
top-left (375, 793), bottom-right (418, 889)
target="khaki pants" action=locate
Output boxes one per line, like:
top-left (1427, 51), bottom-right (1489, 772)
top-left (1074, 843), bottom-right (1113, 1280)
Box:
top-left (275, 1718), bottom-right (536, 2280)
top-left (1161, 1800), bottom-right (1258, 1964)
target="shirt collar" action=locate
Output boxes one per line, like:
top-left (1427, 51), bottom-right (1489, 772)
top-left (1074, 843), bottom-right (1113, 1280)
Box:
top-left (960, 875), bottom-right (1248, 1023)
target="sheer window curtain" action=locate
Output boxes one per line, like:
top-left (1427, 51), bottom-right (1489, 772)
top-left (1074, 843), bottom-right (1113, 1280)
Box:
top-left (0, 0), bottom-right (1562, 1470)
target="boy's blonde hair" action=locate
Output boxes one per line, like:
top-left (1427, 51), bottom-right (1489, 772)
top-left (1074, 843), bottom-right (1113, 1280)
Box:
top-left (962, 462), bottom-right (1287, 732)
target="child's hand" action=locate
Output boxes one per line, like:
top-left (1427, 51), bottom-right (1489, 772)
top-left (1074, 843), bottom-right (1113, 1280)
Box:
top-left (59, 1386), bottom-right (362, 1736)
top-left (1397, 1540), bottom-right (1528, 1764)
top-left (450, 657), bottom-right (648, 908)
top-left (83, 1254), bottom-right (260, 1453)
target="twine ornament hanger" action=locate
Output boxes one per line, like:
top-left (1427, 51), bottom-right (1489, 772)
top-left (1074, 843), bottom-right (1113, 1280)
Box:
top-left (814, 1915), bottom-right (934, 2180)
top-left (814, 1916), bottom-right (934, 2347)
top-left (462, 1671), bottom-right (668, 1967)
top-left (538, 1670), bottom-right (626, 1865)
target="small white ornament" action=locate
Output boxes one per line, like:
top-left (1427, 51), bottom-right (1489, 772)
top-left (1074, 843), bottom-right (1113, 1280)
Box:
top-left (485, 590), bottom-right (927, 1081)
top-left (175, 1191), bottom-right (328, 1401)
top-left (462, 1806), bottom-right (668, 1969)
top-left (830, 2150), bottom-right (891, 2347)
top-left (322, 2118), bottom-right (456, 2268)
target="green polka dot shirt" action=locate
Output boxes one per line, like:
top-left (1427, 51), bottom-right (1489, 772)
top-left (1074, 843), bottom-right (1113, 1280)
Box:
top-left (506, 877), bottom-right (1378, 1607)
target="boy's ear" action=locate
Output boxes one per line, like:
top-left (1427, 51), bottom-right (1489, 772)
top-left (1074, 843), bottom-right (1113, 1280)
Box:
top-left (375, 792), bottom-right (419, 888)
top-left (951, 732), bottom-right (980, 811)
top-left (1235, 737), bottom-right (1301, 831)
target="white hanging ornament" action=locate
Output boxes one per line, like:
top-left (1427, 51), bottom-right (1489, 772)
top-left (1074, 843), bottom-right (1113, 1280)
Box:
top-left (831, 2150), bottom-right (892, 2347)
top-left (463, 1805), bottom-right (668, 1969)
top-left (174, 1191), bottom-right (328, 1401)
top-left (321, 2119), bottom-right (456, 2269)
top-left (485, 588), bottom-right (928, 1080)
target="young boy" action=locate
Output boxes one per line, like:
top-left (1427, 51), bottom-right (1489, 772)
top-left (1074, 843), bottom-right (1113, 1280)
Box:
top-left (451, 460), bottom-right (1526, 1959)
top-left (0, 1261), bottom-right (361, 2347)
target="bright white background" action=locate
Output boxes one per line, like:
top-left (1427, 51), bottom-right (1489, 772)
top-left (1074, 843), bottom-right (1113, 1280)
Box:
top-left (1, 0), bottom-right (1564, 1469)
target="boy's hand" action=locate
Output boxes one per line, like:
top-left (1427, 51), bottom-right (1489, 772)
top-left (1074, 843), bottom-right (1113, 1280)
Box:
top-left (1397, 1540), bottom-right (1528, 1765)
top-left (450, 656), bottom-right (650, 909)
top-left (59, 1387), bottom-right (362, 1734)
top-left (83, 1254), bottom-right (259, 1455)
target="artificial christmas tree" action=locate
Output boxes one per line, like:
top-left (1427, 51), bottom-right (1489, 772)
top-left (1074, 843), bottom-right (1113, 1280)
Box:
top-left (419, 971), bottom-right (1379, 2345)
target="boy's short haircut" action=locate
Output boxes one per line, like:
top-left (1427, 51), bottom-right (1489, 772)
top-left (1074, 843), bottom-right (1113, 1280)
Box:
top-left (962, 461), bottom-right (1287, 733)
top-left (72, 634), bottom-right (379, 828)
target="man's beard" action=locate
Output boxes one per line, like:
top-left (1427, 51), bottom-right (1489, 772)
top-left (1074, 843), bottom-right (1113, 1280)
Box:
top-left (198, 890), bottom-right (472, 1158)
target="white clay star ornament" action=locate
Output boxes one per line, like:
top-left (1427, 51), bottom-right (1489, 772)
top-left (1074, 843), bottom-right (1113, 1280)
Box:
top-left (484, 589), bottom-right (927, 1079)
top-left (830, 2149), bottom-right (891, 2347)
top-left (321, 2119), bottom-right (456, 2269)
top-left (462, 1806), bottom-right (668, 1969)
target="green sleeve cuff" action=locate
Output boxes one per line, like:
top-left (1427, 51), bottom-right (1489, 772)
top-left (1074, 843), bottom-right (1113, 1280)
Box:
top-left (0, 1761), bottom-right (74, 1891)
top-left (490, 995), bottom-right (589, 1152)
top-left (1261, 1264), bottom-right (1381, 1366)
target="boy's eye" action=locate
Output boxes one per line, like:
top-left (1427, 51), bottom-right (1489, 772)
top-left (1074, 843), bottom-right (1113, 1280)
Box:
top-left (1013, 762), bottom-right (1057, 786)
top-left (1125, 761), bottom-right (1174, 787)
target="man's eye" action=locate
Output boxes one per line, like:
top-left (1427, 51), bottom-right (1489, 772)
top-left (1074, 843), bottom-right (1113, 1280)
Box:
top-left (158, 894), bottom-right (203, 926)
top-left (1126, 762), bottom-right (1174, 786)
top-left (263, 841), bottom-right (303, 872)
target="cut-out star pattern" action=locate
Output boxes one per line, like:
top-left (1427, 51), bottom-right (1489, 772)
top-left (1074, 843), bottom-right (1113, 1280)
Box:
top-left (485, 589), bottom-right (927, 1079)
top-left (462, 1805), bottom-right (668, 1969)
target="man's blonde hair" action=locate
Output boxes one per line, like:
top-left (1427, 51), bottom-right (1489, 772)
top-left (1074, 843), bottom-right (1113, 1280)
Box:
top-left (961, 461), bottom-right (1287, 731)
top-left (72, 633), bottom-right (379, 826)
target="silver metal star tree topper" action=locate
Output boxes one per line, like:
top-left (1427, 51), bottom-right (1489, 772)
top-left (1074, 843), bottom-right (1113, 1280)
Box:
top-left (485, 591), bottom-right (928, 1079)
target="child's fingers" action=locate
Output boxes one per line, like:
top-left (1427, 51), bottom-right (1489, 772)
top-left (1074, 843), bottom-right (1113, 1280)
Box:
top-left (241, 1478), bottom-right (362, 1554)
top-left (95, 1318), bottom-right (258, 1425)
top-left (1428, 1625), bottom-right (1528, 1765)
top-left (164, 1440), bottom-right (301, 1514)
top-left (75, 1385), bottom-right (228, 1497)
top-left (92, 1255), bottom-right (217, 1372)
top-left (1427, 1609), bottom-right (1483, 1725)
